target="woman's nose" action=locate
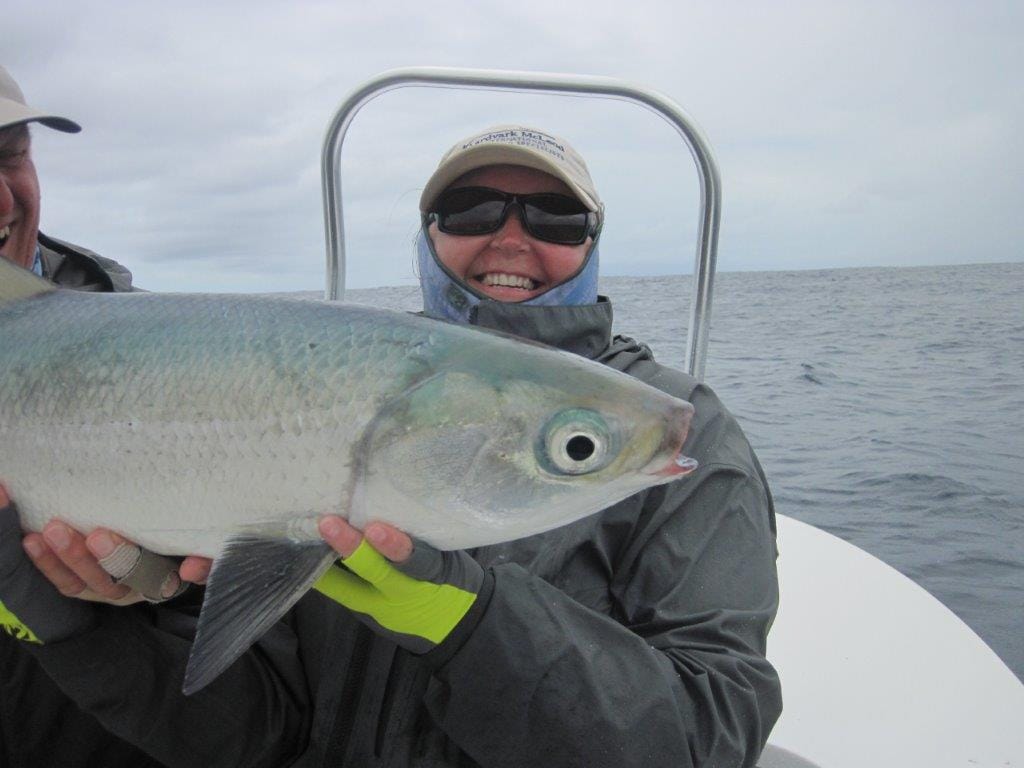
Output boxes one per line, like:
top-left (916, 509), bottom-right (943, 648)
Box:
top-left (490, 205), bottom-right (530, 247)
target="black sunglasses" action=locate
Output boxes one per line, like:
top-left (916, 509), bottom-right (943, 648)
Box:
top-left (429, 186), bottom-right (597, 245)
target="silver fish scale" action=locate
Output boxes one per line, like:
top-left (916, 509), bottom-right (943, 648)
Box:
top-left (1, 292), bottom-right (445, 555)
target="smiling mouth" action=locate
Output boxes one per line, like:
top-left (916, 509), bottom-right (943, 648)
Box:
top-left (0, 225), bottom-right (9, 249)
top-left (476, 272), bottom-right (539, 292)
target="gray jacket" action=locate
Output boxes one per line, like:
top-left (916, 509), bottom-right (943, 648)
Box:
top-left (37, 233), bottom-right (136, 292)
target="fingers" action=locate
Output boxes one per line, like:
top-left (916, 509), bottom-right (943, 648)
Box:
top-left (85, 529), bottom-right (137, 571)
top-left (180, 556), bottom-right (212, 585)
top-left (23, 531), bottom-right (88, 597)
top-left (87, 530), bottom-right (189, 601)
top-left (364, 522), bottom-right (413, 564)
top-left (2, 487), bottom-right (134, 604)
top-left (44, 522), bottom-right (134, 602)
top-left (319, 516), bottom-right (363, 558)
top-left (3, 488), bottom-right (196, 604)
top-left (317, 516), bottom-right (413, 564)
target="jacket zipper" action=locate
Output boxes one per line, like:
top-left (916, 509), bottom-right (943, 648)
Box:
top-left (322, 624), bottom-right (373, 764)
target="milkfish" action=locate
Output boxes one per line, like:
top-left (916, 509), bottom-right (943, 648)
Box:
top-left (0, 257), bottom-right (697, 693)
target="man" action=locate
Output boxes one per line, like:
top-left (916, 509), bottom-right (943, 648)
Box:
top-left (1, 61), bottom-right (161, 768)
top-left (0, 64), bottom-right (183, 605)
top-left (0, 65), bottom-right (132, 291)
top-left (1, 65), bottom-right (308, 768)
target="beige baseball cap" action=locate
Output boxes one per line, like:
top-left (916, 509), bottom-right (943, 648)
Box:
top-left (420, 125), bottom-right (602, 221)
top-left (0, 65), bottom-right (80, 133)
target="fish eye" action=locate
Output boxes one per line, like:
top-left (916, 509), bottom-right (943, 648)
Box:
top-left (565, 434), bottom-right (595, 462)
top-left (539, 409), bottom-right (614, 476)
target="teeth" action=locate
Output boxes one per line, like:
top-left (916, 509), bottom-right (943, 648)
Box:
top-left (481, 273), bottom-right (537, 290)
top-left (0, 225), bottom-right (9, 246)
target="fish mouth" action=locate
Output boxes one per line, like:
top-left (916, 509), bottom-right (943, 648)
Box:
top-left (659, 451), bottom-right (699, 477)
top-left (647, 403), bottom-right (697, 478)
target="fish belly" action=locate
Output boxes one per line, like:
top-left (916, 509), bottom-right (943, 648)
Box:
top-left (5, 418), bottom-right (349, 557)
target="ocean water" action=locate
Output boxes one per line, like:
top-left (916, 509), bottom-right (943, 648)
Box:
top-left (344, 261), bottom-right (1024, 682)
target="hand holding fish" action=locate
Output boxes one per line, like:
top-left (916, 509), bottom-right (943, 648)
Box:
top-left (319, 516), bottom-right (415, 563)
top-left (0, 482), bottom-right (208, 603)
top-left (315, 515), bottom-right (487, 654)
top-left (23, 522), bottom-right (154, 605)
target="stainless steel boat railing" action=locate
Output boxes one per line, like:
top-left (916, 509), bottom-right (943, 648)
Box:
top-left (321, 66), bottom-right (721, 381)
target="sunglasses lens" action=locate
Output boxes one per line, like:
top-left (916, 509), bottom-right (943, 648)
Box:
top-left (433, 188), bottom-right (592, 244)
top-left (522, 194), bottom-right (590, 245)
top-left (435, 188), bottom-right (508, 235)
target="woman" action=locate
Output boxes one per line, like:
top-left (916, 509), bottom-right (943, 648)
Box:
top-left (6, 125), bottom-right (782, 767)
top-left (307, 126), bottom-right (783, 767)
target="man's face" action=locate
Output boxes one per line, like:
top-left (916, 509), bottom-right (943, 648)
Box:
top-left (0, 125), bottom-right (41, 270)
top-left (427, 165), bottom-right (592, 303)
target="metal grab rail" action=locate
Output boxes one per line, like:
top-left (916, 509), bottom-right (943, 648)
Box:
top-left (321, 66), bottom-right (721, 381)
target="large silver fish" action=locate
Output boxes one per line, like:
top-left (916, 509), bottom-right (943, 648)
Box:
top-left (0, 258), bottom-right (696, 692)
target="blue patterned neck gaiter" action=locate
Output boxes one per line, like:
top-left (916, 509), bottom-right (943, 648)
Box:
top-left (417, 228), bottom-right (600, 325)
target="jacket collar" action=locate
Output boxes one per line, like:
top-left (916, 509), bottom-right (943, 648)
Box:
top-left (470, 296), bottom-right (613, 359)
top-left (469, 294), bottom-right (658, 375)
top-left (35, 234), bottom-right (135, 292)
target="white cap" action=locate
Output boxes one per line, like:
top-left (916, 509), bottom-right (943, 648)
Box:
top-left (420, 125), bottom-right (602, 222)
top-left (0, 65), bottom-right (80, 133)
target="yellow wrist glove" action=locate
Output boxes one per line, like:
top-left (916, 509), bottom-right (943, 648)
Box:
top-left (314, 538), bottom-right (485, 654)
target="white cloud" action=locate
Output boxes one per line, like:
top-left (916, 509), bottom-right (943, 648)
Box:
top-left (7, 0), bottom-right (1022, 291)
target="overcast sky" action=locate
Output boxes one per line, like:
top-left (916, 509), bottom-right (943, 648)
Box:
top-left (6, 0), bottom-right (1022, 292)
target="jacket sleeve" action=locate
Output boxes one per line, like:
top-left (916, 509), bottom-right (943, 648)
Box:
top-left (2, 634), bottom-right (168, 768)
top-left (422, 382), bottom-right (782, 768)
top-left (23, 595), bottom-right (311, 768)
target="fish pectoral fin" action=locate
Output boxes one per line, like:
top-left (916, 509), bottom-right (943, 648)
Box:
top-left (182, 536), bottom-right (335, 695)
